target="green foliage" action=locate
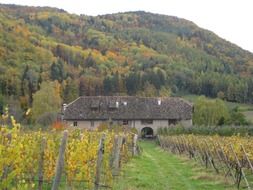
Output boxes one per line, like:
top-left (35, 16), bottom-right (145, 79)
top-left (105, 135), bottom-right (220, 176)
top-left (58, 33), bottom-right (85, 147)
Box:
top-left (63, 77), bottom-right (78, 103)
top-left (159, 86), bottom-right (171, 97)
top-left (228, 106), bottom-right (250, 125)
top-left (137, 82), bottom-right (157, 97)
top-left (0, 94), bottom-right (5, 114)
top-left (157, 125), bottom-right (253, 136)
top-left (36, 112), bottom-right (58, 127)
top-left (193, 96), bottom-right (230, 126)
top-left (50, 59), bottom-right (65, 82)
top-left (32, 81), bottom-right (62, 122)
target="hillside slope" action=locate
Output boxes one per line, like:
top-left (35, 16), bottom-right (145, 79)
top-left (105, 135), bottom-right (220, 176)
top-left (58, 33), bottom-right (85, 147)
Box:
top-left (0, 4), bottom-right (252, 115)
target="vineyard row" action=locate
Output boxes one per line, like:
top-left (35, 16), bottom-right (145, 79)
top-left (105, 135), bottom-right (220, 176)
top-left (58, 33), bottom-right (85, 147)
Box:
top-left (158, 135), bottom-right (253, 190)
top-left (0, 127), bottom-right (139, 190)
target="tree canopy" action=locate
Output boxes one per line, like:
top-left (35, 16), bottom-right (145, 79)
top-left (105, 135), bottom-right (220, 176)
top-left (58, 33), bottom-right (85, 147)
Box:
top-left (32, 81), bottom-right (62, 122)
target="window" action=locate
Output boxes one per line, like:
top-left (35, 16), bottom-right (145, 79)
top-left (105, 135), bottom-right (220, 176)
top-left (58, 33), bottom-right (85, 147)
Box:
top-left (91, 121), bottom-right (94, 127)
top-left (168, 119), bottom-right (177, 125)
top-left (91, 107), bottom-right (98, 111)
top-left (123, 120), bottom-right (128, 125)
top-left (73, 121), bottom-right (78, 127)
top-left (141, 120), bottom-right (153, 125)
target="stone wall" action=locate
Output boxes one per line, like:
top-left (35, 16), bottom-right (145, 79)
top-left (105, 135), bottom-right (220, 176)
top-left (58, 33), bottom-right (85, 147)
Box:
top-left (65, 120), bottom-right (103, 130)
top-left (65, 119), bottom-right (192, 136)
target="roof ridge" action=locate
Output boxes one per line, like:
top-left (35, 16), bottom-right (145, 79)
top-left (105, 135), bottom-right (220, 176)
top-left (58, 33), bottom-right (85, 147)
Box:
top-left (79, 95), bottom-right (180, 99)
top-left (66, 96), bottom-right (82, 107)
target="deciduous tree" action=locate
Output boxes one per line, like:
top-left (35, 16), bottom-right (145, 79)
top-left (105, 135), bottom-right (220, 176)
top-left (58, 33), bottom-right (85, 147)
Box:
top-left (32, 81), bottom-right (62, 122)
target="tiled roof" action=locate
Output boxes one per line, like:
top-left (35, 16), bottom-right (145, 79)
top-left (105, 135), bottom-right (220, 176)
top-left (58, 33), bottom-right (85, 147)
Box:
top-left (63, 96), bottom-right (193, 120)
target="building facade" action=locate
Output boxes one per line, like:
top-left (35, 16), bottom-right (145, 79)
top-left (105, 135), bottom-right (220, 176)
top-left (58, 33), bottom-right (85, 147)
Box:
top-left (63, 96), bottom-right (193, 137)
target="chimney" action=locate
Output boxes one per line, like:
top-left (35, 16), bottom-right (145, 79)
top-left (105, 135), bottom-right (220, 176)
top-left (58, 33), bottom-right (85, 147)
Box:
top-left (62, 103), bottom-right (67, 112)
top-left (158, 98), bottom-right (161, 105)
top-left (61, 103), bottom-right (67, 121)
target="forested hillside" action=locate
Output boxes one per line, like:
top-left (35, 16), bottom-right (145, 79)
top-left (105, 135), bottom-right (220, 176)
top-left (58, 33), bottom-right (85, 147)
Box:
top-left (0, 4), bottom-right (253, 122)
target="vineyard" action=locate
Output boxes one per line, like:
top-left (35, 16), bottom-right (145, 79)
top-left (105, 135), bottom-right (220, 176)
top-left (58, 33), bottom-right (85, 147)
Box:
top-left (0, 125), bottom-right (139, 190)
top-left (158, 134), bottom-right (253, 189)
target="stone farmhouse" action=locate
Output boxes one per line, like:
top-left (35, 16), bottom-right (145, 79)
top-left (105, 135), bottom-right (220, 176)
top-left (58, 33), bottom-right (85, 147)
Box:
top-left (62, 96), bottom-right (193, 137)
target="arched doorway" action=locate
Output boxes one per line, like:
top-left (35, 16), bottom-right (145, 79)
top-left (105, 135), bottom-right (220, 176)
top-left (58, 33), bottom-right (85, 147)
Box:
top-left (141, 127), bottom-right (154, 138)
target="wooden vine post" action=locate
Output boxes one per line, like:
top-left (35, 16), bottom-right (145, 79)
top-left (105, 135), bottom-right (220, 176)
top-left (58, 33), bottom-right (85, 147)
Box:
top-left (217, 142), bottom-right (236, 182)
top-left (132, 134), bottom-right (138, 156)
top-left (192, 138), bottom-right (204, 165)
top-left (241, 144), bottom-right (253, 174)
top-left (211, 141), bottom-right (227, 175)
top-left (110, 135), bottom-right (118, 168)
top-left (229, 144), bottom-right (250, 190)
top-left (38, 137), bottom-right (47, 190)
top-left (51, 130), bottom-right (68, 190)
top-left (112, 136), bottom-right (123, 176)
top-left (94, 133), bottom-right (106, 190)
top-left (204, 140), bottom-right (219, 173)
top-left (175, 137), bottom-right (182, 154)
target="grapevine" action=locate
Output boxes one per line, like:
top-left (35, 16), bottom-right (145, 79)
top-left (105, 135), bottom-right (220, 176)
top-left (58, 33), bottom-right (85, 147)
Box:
top-left (159, 134), bottom-right (253, 189)
top-left (0, 125), bottom-right (135, 189)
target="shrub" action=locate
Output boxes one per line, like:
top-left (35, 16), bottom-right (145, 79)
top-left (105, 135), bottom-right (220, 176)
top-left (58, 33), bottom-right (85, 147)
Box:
top-left (157, 125), bottom-right (253, 136)
top-left (36, 112), bottom-right (58, 127)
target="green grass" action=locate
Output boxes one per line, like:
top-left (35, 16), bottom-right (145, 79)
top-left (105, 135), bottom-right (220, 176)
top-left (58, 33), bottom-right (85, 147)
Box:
top-left (113, 141), bottom-right (236, 190)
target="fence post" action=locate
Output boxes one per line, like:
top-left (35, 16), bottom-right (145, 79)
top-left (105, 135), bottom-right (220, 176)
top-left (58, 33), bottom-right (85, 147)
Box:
top-left (94, 133), bottom-right (106, 190)
top-left (112, 136), bottom-right (123, 176)
top-left (51, 130), bottom-right (68, 190)
top-left (157, 135), bottom-right (162, 147)
top-left (132, 134), bottom-right (138, 156)
top-left (110, 135), bottom-right (118, 168)
top-left (38, 137), bottom-right (46, 190)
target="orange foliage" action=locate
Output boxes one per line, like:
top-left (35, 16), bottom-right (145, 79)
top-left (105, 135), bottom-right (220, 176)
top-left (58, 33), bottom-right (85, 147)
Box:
top-left (106, 50), bottom-right (126, 63)
top-left (14, 25), bottom-right (31, 38)
top-left (52, 121), bottom-right (66, 130)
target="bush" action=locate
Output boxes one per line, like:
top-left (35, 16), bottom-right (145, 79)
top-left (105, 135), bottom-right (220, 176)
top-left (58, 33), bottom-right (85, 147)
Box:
top-left (52, 121), bottom-right (66, 131)
top-left (36, 112), bottom-right (58, 128)
top-left (157, 125), bottom-right (253, 136)
top-left (97, 122), bottom-right (138, 134)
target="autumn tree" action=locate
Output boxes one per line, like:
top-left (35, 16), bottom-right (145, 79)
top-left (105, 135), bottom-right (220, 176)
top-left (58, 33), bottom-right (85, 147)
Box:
top-left (32, 81), bottom-right (62, 123)
top-left (63, 77), bottom-right (78, 103)
top-left (21, 66), bottom-right (38, 105)
top-left (159, 86), bottom-right (171, 97)
top-left (137, 82), bottom-right (157, 97)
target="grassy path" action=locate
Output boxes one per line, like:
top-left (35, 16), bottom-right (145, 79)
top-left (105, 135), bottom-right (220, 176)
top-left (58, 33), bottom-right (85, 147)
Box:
top-left (113, 141), bottom-right (235, 190)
